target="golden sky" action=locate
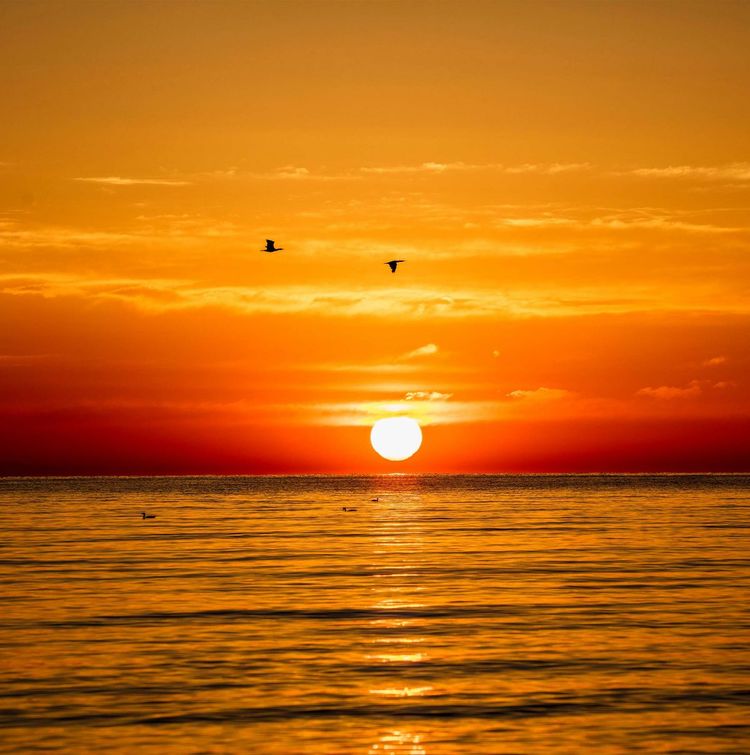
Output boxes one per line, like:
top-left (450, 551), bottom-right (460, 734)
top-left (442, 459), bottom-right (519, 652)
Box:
top-left (1, 0), bottom-right (749, 473)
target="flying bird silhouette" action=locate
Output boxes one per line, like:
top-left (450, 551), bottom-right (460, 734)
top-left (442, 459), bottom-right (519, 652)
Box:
top-left (385, 259), bottom-right (405, 273)
top-left (262, 239), bottom-right (283, 253)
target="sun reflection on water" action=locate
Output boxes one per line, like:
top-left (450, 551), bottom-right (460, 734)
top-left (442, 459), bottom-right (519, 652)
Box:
top-left (364, 485), bottom-right (437, 740)
top-left (366, 652), bottom-right (427, 663)
top-left (369, 686), bottom-right (435, 697)
top-left (369, 729), bottom-right (428, 755)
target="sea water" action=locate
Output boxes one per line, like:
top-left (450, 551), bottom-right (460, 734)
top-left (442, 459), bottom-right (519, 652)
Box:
top-left (0, 475), bottom-right (748, 753)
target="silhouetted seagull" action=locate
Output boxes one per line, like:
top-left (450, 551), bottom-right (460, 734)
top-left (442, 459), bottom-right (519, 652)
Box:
top-left (385, 259), bottom-right (405, 273)
top-left (371, 497), bottom-right (379, 502)
top-left (342, 507), bottom-right (358, 512)
top-left (262, 239), bottom-right (283, 253)
top-left (141, 512), bottom-right (156, 519)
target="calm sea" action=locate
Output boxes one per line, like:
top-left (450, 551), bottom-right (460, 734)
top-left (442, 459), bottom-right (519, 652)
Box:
top-left (0, 475), bottom-right (749, 753)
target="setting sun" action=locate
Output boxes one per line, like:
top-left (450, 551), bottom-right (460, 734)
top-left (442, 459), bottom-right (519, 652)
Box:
top-left (370, 418), bottom-right (423, 461)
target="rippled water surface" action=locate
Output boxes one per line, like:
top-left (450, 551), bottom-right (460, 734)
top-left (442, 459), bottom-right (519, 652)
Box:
top-left (1, 475), bottom-right (749, 753)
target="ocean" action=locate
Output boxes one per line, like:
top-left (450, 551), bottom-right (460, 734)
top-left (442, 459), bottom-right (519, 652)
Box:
top-left (0, 474), bottom-right (748, 753)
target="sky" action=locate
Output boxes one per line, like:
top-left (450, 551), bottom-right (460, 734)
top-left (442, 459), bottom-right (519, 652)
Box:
top-left (1, 0), bottom-right (749, 474)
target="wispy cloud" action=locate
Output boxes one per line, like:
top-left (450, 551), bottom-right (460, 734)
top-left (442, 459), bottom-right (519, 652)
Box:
top-left (702, 356), bottom-right (728, 367)
top-left (498, 217), bottom-right (577, 228)
top-left (492, 208), bottom-right (744, 234)
top-left (298, 198), bottom-right (745, 239)
top-left (275, 165), bottom-right (312, 179)
top-left (588, 214), bottom-right (739, 234)
top-left (305, 398), bottom-right (507, 426)
top-left (308, 393), bottom-right (628, 427)
top-left (71, 162), bottom-right (750, 190)
top-left (0, 227), bottom-right (155, 248)
top-left (404, 391), bottom-right (453, 401)
top-left (224, 166), bottom-right (359, 181)
top-left (636, 380), bottom-right (703, 400)
top-left (74, 176), bottom-right (192, 186)
top-left (360, 162), bottom-right (590, 176)
top-left (361, 161), bottom-right (478, 175)
top-left (635, 378), bottom-right (736, 400)
top-left (503, 162), bottom-right (591, 175)
top-left (507, 387), bottom-right (572, 402)
top-left (624, 163), bottom-right (750, 182)
top-left (400, 343), bottom-right (439, 360)
top-left (3, 274), bottom-right (750, 320)
top-left (0, 276), bottom-right (482, 319)
top-left (713, 380), bottom-right (736, 390)
top-left (0, 219), bottom-right (239, 249)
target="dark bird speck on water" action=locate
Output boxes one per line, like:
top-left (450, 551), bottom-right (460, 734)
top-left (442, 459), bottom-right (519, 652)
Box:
top-left (385, 259), bottom-right (405, 273)
top-left (262, 239), bottom-right (283, 253)
top-left (140, 512), bottom-right (156, 519)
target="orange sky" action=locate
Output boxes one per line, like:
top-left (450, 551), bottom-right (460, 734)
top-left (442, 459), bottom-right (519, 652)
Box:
top-left (1, 0), bottom-right (749, 474)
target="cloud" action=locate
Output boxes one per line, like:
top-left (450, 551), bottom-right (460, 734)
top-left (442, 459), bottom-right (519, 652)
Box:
top-left (0, 219), bottom-right (238, 249)
top-left (74, 176), bottom-right (191, 186)
top-left (636, 380), bottom-right (702, 400)
top-left (588, 215), bottom-right (738, 234)
top-left (245, 166), bottom-right (359, 181)
top-left (0, 273), bottom-right (187, 307)
top-left (361, 162), bottom-right (477, 175)
top-left (360, 162), bottom-right (590, 176)
top-left (308, 398), bottom-right (507, 426)
top-left (624, 163), bottom-right (750, 182)
top-left (507, 387), bottom-right (572, 401)
top-left (503, 162), bottom-right (591, 175)
top-left (3, 273), bottom-right (750, 320)
top-left (404, 391), bottom-right (453, 401)
top-left (275, 166), bottom-right (311, 179)
top-left (703, 356), bottom-right (728, 367)
top-left (713, 381), bottom-right (735, 390)
top-left (0, 276), bottom-right (466, 319)
top-left (499, 217), bottom-right (577, 228)
top-left (291, 198), bottom-right (744, 240)
top-left (188, 162), bottom-right (590, 182)
top-left (400, 343), bottom-right (439, 360)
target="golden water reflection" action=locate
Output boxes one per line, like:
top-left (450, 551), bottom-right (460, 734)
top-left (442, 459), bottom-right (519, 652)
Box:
top-left (368, 729), bottom-right (428, 755)
top-left (363, 489), bottom-right (435, 751)
top-left (0, 475), bottom-right (748, 753)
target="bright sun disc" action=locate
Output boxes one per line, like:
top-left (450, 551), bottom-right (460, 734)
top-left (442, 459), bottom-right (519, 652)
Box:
top-left (370, 417), bottom-right (423, 461)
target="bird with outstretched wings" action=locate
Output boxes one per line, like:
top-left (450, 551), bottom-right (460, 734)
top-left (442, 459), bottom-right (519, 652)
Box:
top-left (263, 239), bottom-right (283, 252)
top-left (385, 259), bottom-right (405, 273)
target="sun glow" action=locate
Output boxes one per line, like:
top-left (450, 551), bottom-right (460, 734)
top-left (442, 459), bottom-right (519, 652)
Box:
top-left (370, 417), bottom-right (423, 461)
